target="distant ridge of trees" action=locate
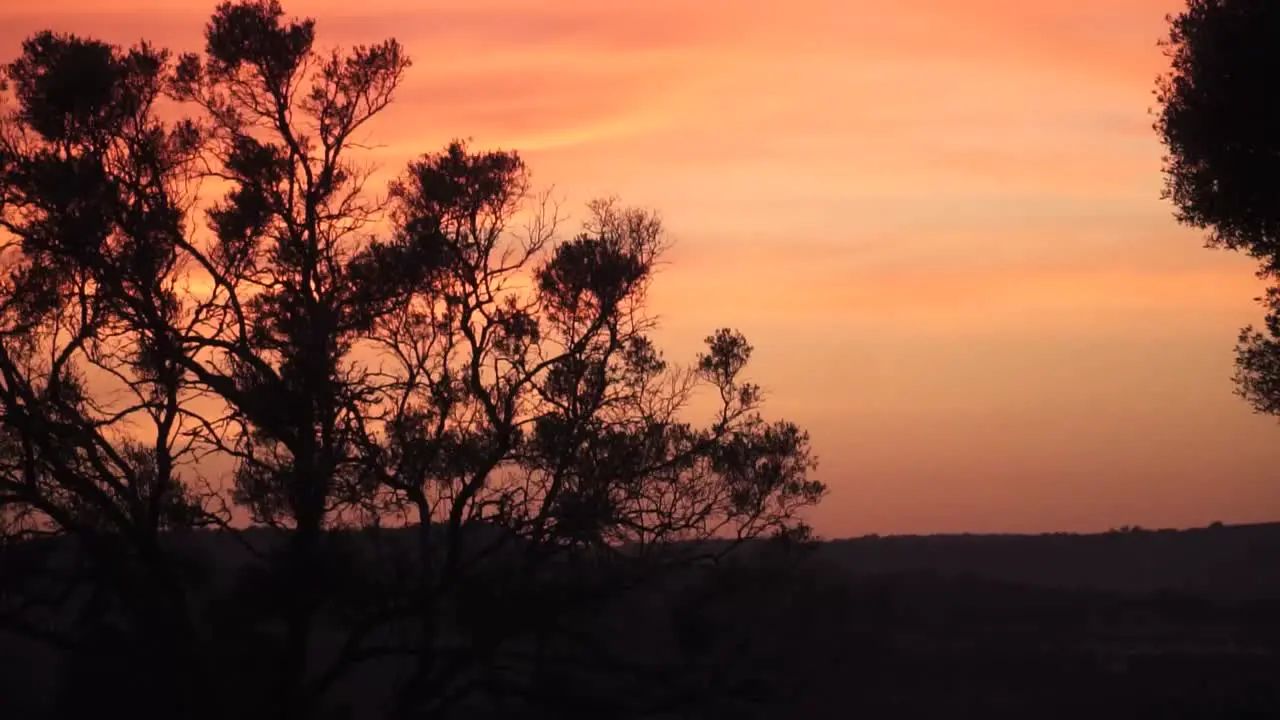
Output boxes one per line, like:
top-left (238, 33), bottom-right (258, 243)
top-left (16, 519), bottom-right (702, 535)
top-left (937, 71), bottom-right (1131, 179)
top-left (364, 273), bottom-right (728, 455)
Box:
top-left (820, 521), bottom-right (1280, 602)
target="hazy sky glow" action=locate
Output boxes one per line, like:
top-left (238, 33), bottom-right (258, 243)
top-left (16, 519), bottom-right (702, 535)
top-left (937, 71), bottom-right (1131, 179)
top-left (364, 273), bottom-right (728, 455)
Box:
top-left (4, 0), bottom-right (1278, 536)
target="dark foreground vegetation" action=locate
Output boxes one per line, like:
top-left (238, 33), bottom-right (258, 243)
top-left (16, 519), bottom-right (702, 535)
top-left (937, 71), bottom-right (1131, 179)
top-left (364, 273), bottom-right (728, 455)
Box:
top-left (3, 522), bottom-right (1279, 719)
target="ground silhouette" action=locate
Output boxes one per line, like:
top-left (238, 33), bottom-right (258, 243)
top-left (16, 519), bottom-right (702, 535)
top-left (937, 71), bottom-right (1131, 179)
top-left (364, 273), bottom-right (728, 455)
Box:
top-left (2, 521), bottom-right (1278, 718)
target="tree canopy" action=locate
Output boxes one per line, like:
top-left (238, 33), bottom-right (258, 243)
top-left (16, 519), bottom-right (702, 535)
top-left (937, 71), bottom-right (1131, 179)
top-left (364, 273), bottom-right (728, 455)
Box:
top-left (0, 2), bottom-right (826, 718)
top-left (1157, 0), bottom-right (1280, 417)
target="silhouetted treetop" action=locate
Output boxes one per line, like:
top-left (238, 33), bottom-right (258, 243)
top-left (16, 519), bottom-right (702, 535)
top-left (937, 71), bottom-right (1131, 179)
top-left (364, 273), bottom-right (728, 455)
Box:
top-left (1157, 0), bottom-right (1280, 418)
top-left (1157, 0), bottom-right (1280, 275)
top-left (7, 32), bottom-right (165, 146)
top-left (204, 0), bottom-right (315, 80)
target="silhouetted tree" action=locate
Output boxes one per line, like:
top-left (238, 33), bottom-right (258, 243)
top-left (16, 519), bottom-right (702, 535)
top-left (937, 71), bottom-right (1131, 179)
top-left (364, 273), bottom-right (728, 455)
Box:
top-left (1156, 0), bottom-right (1280, 416)
top-left (0, 2), bottom-right (825, 719)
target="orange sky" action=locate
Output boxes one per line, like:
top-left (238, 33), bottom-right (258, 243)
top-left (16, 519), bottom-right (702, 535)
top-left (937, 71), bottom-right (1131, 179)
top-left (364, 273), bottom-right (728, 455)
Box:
top-left (3, 0), bottom-right (1278, 537)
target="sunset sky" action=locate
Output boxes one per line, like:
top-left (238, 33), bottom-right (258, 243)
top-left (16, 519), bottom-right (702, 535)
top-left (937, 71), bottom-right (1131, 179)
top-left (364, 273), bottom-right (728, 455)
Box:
top-left (3, 0), bottom-right (1278, 537)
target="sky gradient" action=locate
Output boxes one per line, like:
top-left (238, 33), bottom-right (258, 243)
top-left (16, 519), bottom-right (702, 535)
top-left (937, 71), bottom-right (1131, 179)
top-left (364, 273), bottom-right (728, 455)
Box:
top-left (3, 0), bottom-right (1277, 537)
